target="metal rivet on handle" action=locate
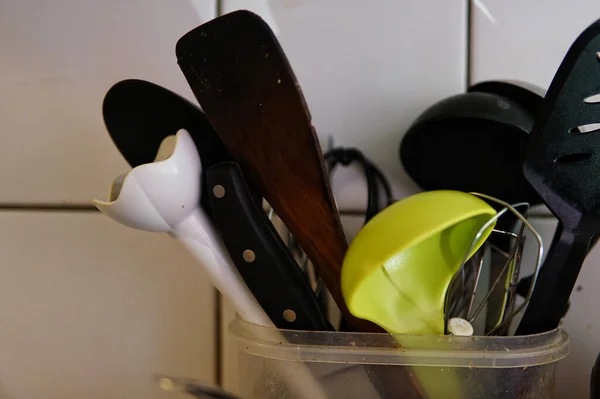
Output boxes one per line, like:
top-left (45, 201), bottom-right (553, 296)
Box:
top-left (243, 250), bottom-right (255, 263)
top-left (283, 309), bottom-right (296, 323)
top-left (213, 185), bottom-right (225, 198)
top-left (158, 378), bottom-right (175, 391)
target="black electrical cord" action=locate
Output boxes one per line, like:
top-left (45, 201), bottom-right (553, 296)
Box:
top-left (324, 147), bottom-right (394, 224)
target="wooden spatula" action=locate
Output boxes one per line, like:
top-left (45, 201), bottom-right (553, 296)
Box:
top-left (176, 10), bottom-right (379, 333)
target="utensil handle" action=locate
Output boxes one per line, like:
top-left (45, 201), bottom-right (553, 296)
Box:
top-left (174, 208), bottom-right (272, 326)
top-left (174, 208), bottom-right (331, 399)
top-left (516, 224), bottom-right (591, 335)
top-left (206, 162), bottom-right (331, 331)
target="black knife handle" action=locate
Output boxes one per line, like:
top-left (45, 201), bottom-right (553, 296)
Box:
top-left (206, 162), bottom-right (331, 331)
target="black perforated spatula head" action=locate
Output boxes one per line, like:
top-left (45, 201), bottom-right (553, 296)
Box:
top-left (516, 19), bottom-right (600, 335)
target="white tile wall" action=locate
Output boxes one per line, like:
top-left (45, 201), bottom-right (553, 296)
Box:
top-left (2, 1), bottom-right (600, 398)
top-left (0, 0), bottom-right (215, 204)
top-left (470, 0), bottom-right (600, 89)
top-left (223, 0), bottom-right (468, 211)
top-left (0, 2), bottom-right (219, 398)
top-left (0, 211), bottom-right (216, 399)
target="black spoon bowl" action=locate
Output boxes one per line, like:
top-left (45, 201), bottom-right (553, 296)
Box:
top-left (102, 79), bottom-right (235, 217)
top-left (400, 87), bottom-right (542, 205)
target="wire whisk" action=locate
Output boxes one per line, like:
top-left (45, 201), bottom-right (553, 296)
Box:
top-left (445, 193), bottom-right (544, 336)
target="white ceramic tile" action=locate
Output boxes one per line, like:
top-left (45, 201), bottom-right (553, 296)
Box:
top-left (0, 211), bottom-right (215, 399)
top-left (221, 0), bottom-right (467, 210)
top-left (340, 214), bottom-right (366, 243)
top-left (518, 216), bottom-right (558, 279)
top-left (470, 0), bottom-right (600, 89)
top-left (221, 0), bottom-right (279, 34)
top-left (0, 0), bottom-right (215, 204)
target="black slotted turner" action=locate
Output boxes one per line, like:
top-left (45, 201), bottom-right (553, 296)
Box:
top-left (516, 19), bottom-right (600, 335)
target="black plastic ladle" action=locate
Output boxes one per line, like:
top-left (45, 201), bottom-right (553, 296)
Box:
top-left (400, 80), bottom-right (543, 206)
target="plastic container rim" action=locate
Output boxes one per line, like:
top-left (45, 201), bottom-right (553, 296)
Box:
top-left (229, 316), bottom-right (570, 368)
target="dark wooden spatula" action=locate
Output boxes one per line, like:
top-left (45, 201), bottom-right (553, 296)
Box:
top-left (176, 10), bottom-right (380, 333)
top-left (516, 18), bottom-right (600, 335)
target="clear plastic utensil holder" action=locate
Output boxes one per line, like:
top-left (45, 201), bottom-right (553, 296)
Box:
top-left (229, 316), bottom-right (569, 399)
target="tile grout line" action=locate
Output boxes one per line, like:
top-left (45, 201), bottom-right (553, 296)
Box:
top-left (214, 289), bottom-right (223, 387)
top-left (0, 203), bottom-right (383, 216)
top-left (465, 0), bottom-right (473, 88)
top-left (0, 204), bottom-right (558, 219)
top-left (0, 204), bottom-right (98, 212)
top-left (216, 0), bottom-right (222, 18)
top-left (212, 0), bottom-right (223, 387)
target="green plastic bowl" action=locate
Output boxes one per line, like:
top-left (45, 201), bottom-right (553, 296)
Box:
top-left (341, 190), bottom-right (497, 335)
